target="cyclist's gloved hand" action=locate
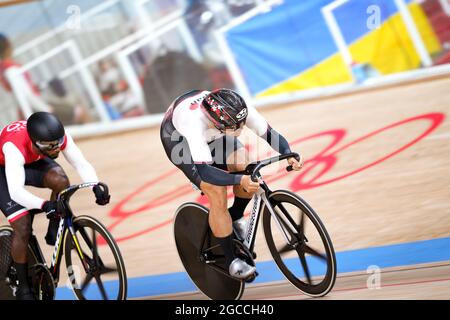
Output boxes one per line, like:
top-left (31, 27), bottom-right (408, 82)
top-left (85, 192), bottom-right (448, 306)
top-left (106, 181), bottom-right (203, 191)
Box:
top-left (42, 201), bottom-right (60, 220)
top-left (240, 175), bottom-right (260, 193)
top-left (93, 184), bottom-right (110, 206)
top-left (287, 154), bottom-right (304, 171)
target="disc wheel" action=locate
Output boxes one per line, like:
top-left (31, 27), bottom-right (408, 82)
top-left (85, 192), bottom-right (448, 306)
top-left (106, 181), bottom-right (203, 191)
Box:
top-left (174, 203), bottom-right (244, 300)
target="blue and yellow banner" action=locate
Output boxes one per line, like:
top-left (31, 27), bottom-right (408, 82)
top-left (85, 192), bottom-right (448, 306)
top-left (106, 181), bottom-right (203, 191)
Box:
top-left (225, 0), bottom-right (441, 97)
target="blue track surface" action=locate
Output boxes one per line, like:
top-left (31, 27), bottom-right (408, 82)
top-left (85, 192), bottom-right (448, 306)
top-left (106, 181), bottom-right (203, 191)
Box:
top-left (55, 236), bottom-right (450, 300)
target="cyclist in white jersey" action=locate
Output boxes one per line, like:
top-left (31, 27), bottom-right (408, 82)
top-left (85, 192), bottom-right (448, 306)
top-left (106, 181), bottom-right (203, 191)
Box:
top-left (160, 88), bottom-right (303, 279)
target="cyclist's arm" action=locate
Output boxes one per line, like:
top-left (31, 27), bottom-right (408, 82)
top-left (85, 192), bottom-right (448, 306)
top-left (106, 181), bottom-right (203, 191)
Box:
top-left (62, 133), bottom-right (99, 183)
top-left (246, 105), bottom-right (292, 155)
top-left (196, 164), bottom-right (242, 186)
top-left (3, 142), bottom-right (46, 209)
top-left (260, 125), bottom-right (292, 155)
top-left (183, 130), bottom-right (243, 186)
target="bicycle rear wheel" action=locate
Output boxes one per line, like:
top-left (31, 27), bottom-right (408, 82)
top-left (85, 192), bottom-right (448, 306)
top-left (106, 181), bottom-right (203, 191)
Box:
top-left (263, 190), bottom-right (336, 297)
top-left (0, 226), bottom-right (14, 300)
top-left (64, 216), bottom-right (127, 300)
top-left (0, 226), bottom-right (43, 300)
top-left (174, 202), bottom-right (244, 300)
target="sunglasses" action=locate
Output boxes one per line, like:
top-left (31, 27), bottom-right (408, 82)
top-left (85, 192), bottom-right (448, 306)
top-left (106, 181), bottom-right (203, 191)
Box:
top-left (218, 121), bottom-right (245, 133)
top-left (35, 137), bottom-right (65, 151)
top-left (230, 121), bottom-right (246, 131)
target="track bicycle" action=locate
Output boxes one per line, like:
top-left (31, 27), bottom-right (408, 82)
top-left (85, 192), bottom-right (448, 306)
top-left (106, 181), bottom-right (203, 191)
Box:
top-left (173, 153), bottom-right (337, 299)
top-left (0, 182), bottom-right (127, 300)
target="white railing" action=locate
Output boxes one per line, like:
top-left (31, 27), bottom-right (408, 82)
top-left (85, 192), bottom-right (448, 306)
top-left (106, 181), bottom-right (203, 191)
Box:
top-left (215, 0), bottom-right (285, 104)
top-left (57, 9), bottom-right (183, 81)
top-left (321, 0), bottom-right (355, 80)
top-left (116, 15), bottom-right (202, 106)
top-left (321, 0), bottom-right (433, 80)
top-left (14, 0), bottom-right (122, 57)
top-left (6, 5), bottom-right (203, 138)
top-left (10, 40), bottom-right (110, 122)
top-left (394, 0), bottom-right (432, 66)
top-left (439, 0), bottom-right (450, 16)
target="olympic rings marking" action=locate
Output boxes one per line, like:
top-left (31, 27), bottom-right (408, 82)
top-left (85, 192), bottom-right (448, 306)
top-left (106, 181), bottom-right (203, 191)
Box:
top-left (103, 112), bottom-right (445, 243)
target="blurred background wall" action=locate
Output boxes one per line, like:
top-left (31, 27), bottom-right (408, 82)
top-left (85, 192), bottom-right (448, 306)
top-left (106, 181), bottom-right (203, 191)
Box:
top-left (1, 0), bottom-right (449, 135)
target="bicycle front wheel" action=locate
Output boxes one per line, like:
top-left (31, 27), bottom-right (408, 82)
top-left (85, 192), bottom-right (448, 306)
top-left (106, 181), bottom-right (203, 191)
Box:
top-left (263, 190), bottom-right (336, 297)
top-left (64, 216), bottom-right (127, 300)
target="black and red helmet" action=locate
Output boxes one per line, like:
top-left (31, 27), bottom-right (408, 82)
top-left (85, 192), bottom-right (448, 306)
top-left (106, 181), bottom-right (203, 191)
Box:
top-left (201, 88), bottom-right (248, 132)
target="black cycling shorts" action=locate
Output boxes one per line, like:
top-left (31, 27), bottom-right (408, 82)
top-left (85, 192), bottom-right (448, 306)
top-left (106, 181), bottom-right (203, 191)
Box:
top-left (0, 157), bottom-right (61, 222)
top-left (160, 118), bottom-right (243, 189)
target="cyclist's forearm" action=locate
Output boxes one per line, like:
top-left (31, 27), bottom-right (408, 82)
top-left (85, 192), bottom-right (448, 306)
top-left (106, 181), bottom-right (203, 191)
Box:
top-left (260, 125), bottom-right (292, 155)
top-left (3, 143), bottom-right (46, 209)
top-left (8, 182), bottom-right (45, 210)
top-left (62, 133), bottom-right (99, 183)
top-left (196, 164), bottom-right (242, 186)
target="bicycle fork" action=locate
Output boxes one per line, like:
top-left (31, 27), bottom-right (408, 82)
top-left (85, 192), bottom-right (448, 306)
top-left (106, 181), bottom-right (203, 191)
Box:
top-left (260, 192), bottom-right (299, 248)
top-left (65, 218), bottom-right (89, 271)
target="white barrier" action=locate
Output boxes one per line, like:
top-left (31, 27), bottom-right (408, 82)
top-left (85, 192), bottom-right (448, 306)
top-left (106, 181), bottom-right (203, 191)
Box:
top-left (14, 0), bottom-right (122, 57)
top-left (67, 114), bottom-right (164, 139)
top-left (116, 15), bottom-right (202, 107)
top-left (321, 0), bottom-right (355, 80)
top-left (252, 63), bottom-right (450, 109)
top-left (66, 63), bottom-right (450, 139)
top-left (9, 40), bottom-right (110, 122)
top-left (58, 10), bottom-right (183, 81)
top-left (394, 0), bottom-right (432, 67)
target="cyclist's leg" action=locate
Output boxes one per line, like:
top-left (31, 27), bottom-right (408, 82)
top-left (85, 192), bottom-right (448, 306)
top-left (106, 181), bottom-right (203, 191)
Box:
top-left (161, 124), bottom-right (254, 278)
top-left (200, 181), bottom-right (257, 278)
top-left (0, 166), bottom-right (34, 299)
top-left (207, 136), bottom-right (245, 257)
top-left (40, 160), bottom-right (70, 199)
top-left (228, 140), bottom-right (255, 209)
top-left (23, 157), bottom-right (71, 196)
top-left (161, 124), bottom-right (234, 242)
top-left (199, 182), bottom-right (234, 261)
top-left (199, 182), bottom-right (231, 236)
top-left (206, 136), bottom-right (256, 277)
top-left (24, 158), bottom-right (70, 246)
top-left (227, 140), bottom-right (256, 243)
top-left (210, 136), bottom-right (255, 225)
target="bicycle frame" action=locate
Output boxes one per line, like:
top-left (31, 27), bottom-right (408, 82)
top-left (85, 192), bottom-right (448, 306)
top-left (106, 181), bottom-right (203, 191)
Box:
top-left (242, 182), bottom-right (297, 254)
top-left (27, 182), bottom-right (103, 284)
top-left (177, 152), bottom-right (337, 298)
top-left (199, 152), bottom-right (301, 264)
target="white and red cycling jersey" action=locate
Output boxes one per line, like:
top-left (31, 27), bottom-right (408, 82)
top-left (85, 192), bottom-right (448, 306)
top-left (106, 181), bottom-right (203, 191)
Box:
top-left (167, 90), bottom-right (269, 163)
top-left (0, 121), bottom-right (67, 165)
top-left (0, 120), bottom-right (98, 210)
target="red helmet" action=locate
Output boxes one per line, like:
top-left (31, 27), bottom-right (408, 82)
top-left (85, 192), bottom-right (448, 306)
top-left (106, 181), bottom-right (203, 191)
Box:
top-left (201, 88), bottom-right (248, 132)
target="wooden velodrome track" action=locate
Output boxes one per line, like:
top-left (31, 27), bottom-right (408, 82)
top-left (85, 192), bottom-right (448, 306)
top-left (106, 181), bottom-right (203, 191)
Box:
top-left (1, 74), bottom-right (450, 300)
